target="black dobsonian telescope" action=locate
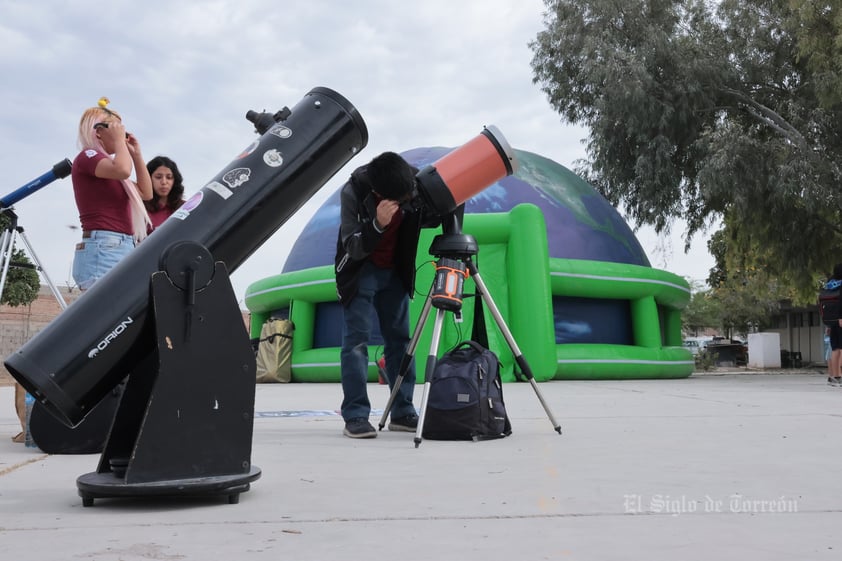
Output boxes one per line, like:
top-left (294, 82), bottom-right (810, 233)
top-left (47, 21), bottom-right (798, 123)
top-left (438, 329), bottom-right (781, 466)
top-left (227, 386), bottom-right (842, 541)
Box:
top-left (5, 87), bottom-right (369, 428)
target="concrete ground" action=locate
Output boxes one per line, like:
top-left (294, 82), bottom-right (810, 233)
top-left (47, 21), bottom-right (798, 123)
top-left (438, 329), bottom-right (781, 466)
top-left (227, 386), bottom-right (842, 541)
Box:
top-left (1, 370), bottom-right (840, 560)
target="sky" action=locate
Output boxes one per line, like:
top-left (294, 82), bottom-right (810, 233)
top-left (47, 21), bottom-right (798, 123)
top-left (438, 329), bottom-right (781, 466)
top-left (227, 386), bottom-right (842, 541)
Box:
top-left (0, 0), bottom-right (715, 308)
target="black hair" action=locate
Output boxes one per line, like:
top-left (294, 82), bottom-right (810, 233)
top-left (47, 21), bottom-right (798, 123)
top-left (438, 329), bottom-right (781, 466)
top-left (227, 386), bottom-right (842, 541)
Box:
top-left (145, 155), bottom-right (185, 210)
top-left (366, 152), bottom-right (415, 200)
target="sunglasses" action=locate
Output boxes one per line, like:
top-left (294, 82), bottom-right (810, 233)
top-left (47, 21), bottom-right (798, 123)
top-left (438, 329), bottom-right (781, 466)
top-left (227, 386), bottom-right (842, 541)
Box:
top-left (94, 122), bottom-right (129, 138)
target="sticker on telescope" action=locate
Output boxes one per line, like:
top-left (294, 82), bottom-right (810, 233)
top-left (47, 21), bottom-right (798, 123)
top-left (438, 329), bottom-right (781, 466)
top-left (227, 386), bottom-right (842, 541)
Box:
top-left (269, 124), bottom-right (292, 139)
top-left (263, 149), bottom-right (283, 168)
top-left (222, 167), bottom-right (251, 189)
top-left (203, 181), bottom-right (232, 200)
top-left (173, 191), bottom-right (204, 220)
top-left (237, 140), bottom-right (260, 159)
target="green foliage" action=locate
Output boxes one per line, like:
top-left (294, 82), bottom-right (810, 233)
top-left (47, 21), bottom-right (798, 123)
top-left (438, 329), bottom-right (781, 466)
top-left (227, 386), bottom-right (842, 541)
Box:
top-left (0, 213), bottom-right (40, 307)
top-left (682, 288), bottom-right (721, 335)
top-left (531, 0), bottom-right (842, 295)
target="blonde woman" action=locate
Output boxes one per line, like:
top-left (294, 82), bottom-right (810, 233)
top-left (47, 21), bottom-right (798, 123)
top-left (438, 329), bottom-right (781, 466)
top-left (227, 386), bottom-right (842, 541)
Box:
top-left (71, 98), bottom-right (152, 290)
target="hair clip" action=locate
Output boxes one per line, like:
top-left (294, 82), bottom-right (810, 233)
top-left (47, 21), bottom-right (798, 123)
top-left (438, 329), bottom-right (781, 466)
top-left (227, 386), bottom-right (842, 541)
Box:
top-left (98, 97), bottom-right (110, 109)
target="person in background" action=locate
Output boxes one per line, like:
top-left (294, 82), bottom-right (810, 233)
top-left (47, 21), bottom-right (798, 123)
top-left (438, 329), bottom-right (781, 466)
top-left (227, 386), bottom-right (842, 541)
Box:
top-left (145, 155), bottom-right (185, 231)
top-left (13, 99), bottom-right (151, 445)
top-left (827, 263), bottom-right (842, 386)
top-left (71, 97), bottom-right (152, 290)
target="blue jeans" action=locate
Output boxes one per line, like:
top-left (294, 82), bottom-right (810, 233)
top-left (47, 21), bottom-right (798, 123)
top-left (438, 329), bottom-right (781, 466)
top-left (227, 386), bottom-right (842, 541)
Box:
top-left (72, 230), bottom-right (134, 290)
top-left (340, 261), bottom-right (416, 422)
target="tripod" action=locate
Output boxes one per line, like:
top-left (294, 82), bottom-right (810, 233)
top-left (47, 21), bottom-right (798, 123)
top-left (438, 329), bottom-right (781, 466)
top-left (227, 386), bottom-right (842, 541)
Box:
top-left (0, 209), bottom-right (67, 311)
top-left (378, 217), bottom-right (562, 447)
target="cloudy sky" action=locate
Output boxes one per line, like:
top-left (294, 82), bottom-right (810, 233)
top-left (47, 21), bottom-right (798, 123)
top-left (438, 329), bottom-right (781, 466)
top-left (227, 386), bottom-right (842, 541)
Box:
top-left (0, 0), bottom-right (714, 306)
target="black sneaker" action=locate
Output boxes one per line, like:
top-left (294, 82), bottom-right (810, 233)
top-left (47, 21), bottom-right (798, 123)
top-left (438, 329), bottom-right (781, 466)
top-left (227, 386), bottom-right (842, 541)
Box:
top-left (388, 414), bottom-right (419, 432)
top-left (829, 377), bottom-right (842, 387)
top-left (343, 418), bottom-right (377, 439)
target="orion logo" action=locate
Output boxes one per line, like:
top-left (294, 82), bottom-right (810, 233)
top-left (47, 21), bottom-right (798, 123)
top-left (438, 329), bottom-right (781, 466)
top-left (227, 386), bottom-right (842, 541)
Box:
top-left (88, 317), bottom-right (134, 358)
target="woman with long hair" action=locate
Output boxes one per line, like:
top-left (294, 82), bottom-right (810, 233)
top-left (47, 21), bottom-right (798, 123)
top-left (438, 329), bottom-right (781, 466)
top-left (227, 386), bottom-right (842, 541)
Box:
top-left (145, 155), bottom-right (185, 230)
top-left (71, 97), bottom-right (152, 290)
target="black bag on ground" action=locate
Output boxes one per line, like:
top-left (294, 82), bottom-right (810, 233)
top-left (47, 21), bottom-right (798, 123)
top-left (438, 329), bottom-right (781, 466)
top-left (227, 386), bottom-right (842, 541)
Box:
top-left (422, 340), bottom-right (512, 441)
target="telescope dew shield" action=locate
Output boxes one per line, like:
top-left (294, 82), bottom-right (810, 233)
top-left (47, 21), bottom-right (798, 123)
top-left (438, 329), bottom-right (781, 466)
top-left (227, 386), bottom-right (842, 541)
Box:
top-left (415, 124), bottom-right (517, 216)
top-left (5, 87), bottom-right (368, 427)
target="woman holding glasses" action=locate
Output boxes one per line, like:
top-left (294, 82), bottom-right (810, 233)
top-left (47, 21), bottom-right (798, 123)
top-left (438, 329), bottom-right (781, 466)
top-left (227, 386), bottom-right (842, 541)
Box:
top-left (70, 97), bottom-right (152, 290)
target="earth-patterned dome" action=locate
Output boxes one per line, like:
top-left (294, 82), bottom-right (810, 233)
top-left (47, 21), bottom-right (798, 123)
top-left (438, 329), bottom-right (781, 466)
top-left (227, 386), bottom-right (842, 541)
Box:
top-left (283, 148), bottom-right (650, 273)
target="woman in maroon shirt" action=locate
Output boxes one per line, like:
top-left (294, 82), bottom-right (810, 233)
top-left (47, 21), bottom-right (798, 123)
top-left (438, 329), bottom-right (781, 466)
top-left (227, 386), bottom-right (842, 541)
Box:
top-left (71, 98), bottom-right (152, 290)
top-left (145, 155), bottom-right (185, 231)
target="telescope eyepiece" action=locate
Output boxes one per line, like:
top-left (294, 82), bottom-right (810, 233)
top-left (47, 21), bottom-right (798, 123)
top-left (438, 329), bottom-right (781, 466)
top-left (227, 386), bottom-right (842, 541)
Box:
top-left (246, 107), bottom-right (292, 135)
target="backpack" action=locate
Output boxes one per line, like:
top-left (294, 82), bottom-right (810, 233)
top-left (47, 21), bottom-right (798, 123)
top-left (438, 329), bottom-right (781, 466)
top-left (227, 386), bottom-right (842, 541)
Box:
top-left (255, 318), bottom-right (294, 383)
top-left (422, 341), bottom-right (512, 441)
top-left (819, 279), bottom-right (842, 328)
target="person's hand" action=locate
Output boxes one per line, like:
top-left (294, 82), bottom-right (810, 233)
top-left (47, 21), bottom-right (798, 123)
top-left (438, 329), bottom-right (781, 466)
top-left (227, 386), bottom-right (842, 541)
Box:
top-left (375, 199), bottom-right (399, 229)
top-left (100, 120), bottom-right (127, 145)
top-left (126, 132), bottom-right (142, 158)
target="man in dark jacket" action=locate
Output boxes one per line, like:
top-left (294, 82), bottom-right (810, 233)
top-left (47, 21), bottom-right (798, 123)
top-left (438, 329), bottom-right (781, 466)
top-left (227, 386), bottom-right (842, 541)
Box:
top-left (334, 151), bottom-right (430, 438)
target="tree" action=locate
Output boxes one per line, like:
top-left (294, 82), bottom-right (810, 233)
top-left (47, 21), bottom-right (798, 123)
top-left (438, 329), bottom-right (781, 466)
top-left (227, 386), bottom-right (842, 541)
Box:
top-left (0, 212), bottom-right (41, 307)
top-left (530, 0), bottom-right (842, 300)
top-left (682, 281), bottom-right (721, 335)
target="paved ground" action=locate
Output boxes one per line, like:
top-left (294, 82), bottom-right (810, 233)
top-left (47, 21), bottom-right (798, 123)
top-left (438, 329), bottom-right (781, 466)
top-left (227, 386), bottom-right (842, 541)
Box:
top-left (1, 370), bottom-right (840, 560)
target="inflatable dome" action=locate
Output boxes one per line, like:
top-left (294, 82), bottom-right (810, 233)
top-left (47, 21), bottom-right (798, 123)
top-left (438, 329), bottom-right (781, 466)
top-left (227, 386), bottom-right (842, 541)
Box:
top-left (246, 148), bottom-right (693, 382)
top-left (283, 148), bottom-right (651, 273)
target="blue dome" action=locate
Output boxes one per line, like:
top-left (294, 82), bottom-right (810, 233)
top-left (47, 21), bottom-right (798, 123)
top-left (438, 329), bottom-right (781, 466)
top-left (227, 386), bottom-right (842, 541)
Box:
top-left (283, 148), bottom-right (650, 273)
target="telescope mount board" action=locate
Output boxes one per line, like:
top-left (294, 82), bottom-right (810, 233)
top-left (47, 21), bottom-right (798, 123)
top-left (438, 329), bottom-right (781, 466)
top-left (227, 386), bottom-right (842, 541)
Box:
top-left (76, 242), bottom-right (261, 506)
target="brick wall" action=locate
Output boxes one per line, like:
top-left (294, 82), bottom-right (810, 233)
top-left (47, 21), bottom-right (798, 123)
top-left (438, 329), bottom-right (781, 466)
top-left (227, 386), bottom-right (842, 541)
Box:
top-left (0, 285), bottom-right (249, 386)
top-left (0, 285), bottom-right (80, 385)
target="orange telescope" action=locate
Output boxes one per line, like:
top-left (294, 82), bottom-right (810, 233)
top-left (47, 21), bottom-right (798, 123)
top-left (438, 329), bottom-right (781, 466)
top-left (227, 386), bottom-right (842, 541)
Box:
top-left (412, 125), bottom-right (517, 216)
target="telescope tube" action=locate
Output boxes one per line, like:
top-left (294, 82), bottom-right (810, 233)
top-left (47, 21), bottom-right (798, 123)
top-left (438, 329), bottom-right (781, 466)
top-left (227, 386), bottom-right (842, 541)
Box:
top-left (0, 159), bottom-right (73, 208)
top-left (5, 87), bottom-right (368, 427)
top-left (415, 125), bottom-right (517, 216)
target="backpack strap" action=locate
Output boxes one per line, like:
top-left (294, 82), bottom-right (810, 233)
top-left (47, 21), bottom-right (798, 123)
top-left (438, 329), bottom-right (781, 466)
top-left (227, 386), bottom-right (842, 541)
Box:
top-left (458, 340), bottom-right (487, 354)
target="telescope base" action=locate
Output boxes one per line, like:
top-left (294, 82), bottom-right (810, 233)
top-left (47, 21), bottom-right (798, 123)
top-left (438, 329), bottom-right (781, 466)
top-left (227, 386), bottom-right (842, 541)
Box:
top-left (77, 243), bottom-right (260, 507)
top-left (77, 467), bottom-right (261, 507)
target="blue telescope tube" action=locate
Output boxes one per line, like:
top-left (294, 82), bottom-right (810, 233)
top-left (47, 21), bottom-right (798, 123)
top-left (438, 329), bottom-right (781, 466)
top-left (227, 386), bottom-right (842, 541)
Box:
top-left (0, 159), bottom-right (72, 208)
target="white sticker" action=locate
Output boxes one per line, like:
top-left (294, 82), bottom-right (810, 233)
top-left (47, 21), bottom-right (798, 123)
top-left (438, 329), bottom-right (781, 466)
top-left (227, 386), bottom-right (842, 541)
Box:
top-left (222, 167), bottom-right (251, 188)
top-left (263, 149), bottom-right (283, 167)
top-left (269, 124), bottom-right (292, 139)
top-left (204, 181), bottom-right (232, 200)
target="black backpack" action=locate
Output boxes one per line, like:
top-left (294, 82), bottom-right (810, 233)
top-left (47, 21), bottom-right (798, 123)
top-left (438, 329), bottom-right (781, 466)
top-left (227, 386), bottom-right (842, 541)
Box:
top-left (819, 279), bottom-right (842, 328)
top-left (422, 341), bottom-right (512, 441)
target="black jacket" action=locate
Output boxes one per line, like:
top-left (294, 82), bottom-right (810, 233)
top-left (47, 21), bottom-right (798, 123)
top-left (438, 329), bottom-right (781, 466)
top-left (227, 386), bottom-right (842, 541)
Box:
top-left (334, 164), bottom-right (432, 306)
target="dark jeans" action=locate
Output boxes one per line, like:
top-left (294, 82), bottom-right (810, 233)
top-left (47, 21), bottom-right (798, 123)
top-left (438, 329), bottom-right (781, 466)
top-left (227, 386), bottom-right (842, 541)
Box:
top-left (340, 261), bottom-right (416, 422)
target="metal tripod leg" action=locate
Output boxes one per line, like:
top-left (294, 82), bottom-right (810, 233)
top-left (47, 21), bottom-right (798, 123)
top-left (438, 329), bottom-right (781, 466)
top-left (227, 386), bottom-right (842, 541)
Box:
top-left (413, 307), bottom-right (447, 447)
top-left (0, 225), bottom-right (67, 311)
top-left (0, 226), bottom-right (17, 297)
top-left (377, 293), bottom-right (434, 431)
top-left (467, 261), bottom-right (562, 434)
top-left (15, 229), bottom-right (66, 310)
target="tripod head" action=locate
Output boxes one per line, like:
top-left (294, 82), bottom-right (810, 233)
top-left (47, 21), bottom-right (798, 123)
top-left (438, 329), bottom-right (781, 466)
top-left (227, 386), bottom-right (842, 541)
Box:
top-left (428, 210), bottom-right (476, 311)
top-left (429, 209), bottom-right (477, 260)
